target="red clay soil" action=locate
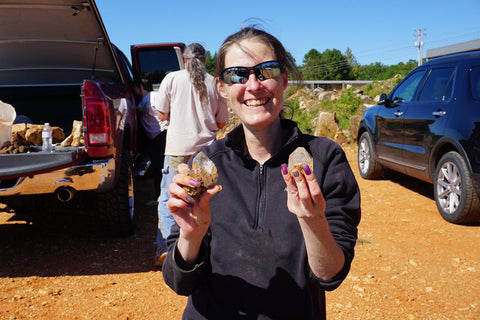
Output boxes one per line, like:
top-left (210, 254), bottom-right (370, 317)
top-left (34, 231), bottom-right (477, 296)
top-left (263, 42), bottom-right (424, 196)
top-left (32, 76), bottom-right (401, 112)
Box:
top-left (0, 145), bottom-right (479, 319)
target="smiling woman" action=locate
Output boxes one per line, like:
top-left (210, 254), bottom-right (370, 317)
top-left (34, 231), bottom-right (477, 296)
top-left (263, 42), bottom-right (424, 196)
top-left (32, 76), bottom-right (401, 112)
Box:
top-left (160, 26), bottom-right (361, 320)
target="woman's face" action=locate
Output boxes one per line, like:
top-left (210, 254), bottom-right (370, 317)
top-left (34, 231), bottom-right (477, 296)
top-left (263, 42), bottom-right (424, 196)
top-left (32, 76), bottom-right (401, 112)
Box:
top-left (217, 39), bottom-right (288, 131)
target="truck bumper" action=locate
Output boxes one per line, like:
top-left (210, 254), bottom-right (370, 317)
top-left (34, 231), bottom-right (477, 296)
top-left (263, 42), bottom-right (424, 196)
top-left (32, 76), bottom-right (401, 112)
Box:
top-left (0, 158), bottom-right (116, 196)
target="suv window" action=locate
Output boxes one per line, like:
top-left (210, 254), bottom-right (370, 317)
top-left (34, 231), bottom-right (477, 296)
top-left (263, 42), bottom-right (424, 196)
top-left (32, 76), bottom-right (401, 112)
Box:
top-left (136, 48), bottom-right (182, 85)
top-left (419, 68), bottom-right (455, 102)
top-left (471, 66), bottom-right (480, 100)
top-left (391, 70), bottom-right (426, 102)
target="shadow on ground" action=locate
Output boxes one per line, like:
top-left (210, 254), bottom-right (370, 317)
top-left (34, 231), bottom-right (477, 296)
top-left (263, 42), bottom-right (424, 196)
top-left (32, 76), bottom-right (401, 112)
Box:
top-left (383, 170), bottom-right (434, 200)
top-left (0, 177), bottom-right (159, 278)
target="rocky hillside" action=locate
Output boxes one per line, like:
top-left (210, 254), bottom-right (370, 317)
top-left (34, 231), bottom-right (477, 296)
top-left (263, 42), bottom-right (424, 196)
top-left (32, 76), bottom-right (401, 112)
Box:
top-left (217, 75), bottom-right (403, 144)
top-left (286, 74), bottom-right (403, 144)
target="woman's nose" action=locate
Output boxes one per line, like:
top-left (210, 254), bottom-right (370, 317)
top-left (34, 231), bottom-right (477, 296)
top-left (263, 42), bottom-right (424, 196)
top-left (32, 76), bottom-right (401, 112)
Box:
top-left (245, 72), bottom-right (261, 90)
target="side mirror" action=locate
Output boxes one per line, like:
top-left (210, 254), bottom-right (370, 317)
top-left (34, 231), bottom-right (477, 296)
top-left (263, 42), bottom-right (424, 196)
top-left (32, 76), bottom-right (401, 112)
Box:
top-left (378, 93), bottom-right (388, 106)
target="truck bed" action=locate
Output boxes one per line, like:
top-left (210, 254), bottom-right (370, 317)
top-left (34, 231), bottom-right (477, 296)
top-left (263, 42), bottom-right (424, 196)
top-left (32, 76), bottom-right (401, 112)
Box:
top-left (0, 85), bottom-right (83, 136)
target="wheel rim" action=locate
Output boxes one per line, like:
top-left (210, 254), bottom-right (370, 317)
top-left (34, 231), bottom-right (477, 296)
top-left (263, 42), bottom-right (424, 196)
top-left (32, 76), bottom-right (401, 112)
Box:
top-left (436, 161), bottom-right (462, 215)
top-left (358, 138), bottom-right (370, 174)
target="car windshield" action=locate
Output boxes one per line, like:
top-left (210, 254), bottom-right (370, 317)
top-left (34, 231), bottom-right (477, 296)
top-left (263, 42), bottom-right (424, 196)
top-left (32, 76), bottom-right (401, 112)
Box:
top-left (136, 48), bottom-right (182, 85)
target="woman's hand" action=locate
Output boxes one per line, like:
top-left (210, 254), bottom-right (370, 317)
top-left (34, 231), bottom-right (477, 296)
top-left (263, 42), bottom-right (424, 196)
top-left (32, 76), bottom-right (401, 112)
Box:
top-left (281, 163), bottom-right (345, 280)
top-left (280, 164), bottom-right (326, 219)
top-left (167, 163), bottom-right (222, 264)
top-left (167, 163), bottom-right (222, 241)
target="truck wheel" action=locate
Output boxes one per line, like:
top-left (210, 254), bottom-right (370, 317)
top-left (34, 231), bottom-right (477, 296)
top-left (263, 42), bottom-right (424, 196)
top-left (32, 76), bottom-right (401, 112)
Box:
top-left (97, 146), bottom-right (135, 237)
top-left (434, 151), bottom-right (480, 224)
top-left (358, 132), bottom-right (384, 179)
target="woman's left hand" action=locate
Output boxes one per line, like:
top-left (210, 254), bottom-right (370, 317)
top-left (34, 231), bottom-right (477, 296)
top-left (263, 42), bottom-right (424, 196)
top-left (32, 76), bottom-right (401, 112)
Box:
top-left (281, 164), bottom-right (326, 219)
top-left (281, 163), bottom-right (345, 280)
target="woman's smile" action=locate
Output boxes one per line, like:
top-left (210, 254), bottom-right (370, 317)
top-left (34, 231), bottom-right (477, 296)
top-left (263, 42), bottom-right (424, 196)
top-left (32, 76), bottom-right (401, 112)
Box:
top-left (244, 97), bottom-right (269, 108)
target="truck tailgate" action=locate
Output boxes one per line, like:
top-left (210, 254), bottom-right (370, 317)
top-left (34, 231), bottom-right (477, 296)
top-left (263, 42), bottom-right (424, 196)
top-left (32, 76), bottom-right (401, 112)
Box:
top-left (0, 151), bottom-right (77, 179)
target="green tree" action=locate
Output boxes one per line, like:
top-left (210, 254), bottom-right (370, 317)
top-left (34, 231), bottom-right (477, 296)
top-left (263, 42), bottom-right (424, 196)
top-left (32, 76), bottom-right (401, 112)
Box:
top-left (357, 62), bottom-right (388, 80)
top-left (205, 51), bottom-right (216, 75)
top-left (301, 48), bottom-right (352, 80)
top-left (357, 60), bottom-right (416, 80)
top-left (344, 47), bottom-right (357, 79)
top-left (301, 48), bottom-right (322, 79)
top-left (384, 59), bottom-right (417, 78)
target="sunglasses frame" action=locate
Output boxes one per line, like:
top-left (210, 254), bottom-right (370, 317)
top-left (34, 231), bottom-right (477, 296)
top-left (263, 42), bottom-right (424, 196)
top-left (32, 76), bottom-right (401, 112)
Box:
top-left (220, 60), bottom-right (283, 84)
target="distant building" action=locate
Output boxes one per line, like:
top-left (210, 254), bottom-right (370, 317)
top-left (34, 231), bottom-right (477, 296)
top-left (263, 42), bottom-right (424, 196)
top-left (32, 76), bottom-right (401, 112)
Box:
top-left (426, 39), bottom-right (480, 59)
top-left (288, 80), bottom-right (372, 91)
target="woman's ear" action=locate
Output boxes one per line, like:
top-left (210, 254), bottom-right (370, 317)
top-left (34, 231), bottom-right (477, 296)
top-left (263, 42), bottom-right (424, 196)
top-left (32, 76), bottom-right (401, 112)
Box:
top-left (281, 71), bottom-right (289, 91)
top-left (216, 78), bottom-right (229, 99)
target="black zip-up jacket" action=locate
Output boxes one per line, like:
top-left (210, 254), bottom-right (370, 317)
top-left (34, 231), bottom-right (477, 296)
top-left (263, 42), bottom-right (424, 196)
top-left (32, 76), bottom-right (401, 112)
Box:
top-left (162, 119), bottom-right (361, 319)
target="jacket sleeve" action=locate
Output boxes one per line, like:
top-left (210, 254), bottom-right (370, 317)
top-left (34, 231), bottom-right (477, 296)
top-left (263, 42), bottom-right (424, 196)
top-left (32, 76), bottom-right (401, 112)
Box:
top-left (161, 224), bottom-right (210, 296)
top-left (310, 140), bottom-right (361, 291)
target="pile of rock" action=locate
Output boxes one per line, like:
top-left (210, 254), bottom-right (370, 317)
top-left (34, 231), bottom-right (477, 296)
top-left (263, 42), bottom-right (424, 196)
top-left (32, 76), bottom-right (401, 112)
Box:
top-left (0, 123), bottom-right (65, 154)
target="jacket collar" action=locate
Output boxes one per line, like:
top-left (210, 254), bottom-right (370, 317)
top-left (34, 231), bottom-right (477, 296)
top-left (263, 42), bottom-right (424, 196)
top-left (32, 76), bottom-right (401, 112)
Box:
top-left (225, 119), bottom-right (303, 162)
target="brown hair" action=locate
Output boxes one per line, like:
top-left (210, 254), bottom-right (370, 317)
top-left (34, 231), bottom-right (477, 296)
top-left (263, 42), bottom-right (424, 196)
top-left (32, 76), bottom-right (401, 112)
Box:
top-left (184, 43), bottom-right (208, 104)
top-left (215, 26), bottom-right (301, 81)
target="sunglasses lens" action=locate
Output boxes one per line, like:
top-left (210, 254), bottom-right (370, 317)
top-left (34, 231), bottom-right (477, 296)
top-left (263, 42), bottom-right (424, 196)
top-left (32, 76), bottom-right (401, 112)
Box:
top-left (222, 68), bottom-right (247, 84)
top-left (257, 62), bottom-right (281, 80)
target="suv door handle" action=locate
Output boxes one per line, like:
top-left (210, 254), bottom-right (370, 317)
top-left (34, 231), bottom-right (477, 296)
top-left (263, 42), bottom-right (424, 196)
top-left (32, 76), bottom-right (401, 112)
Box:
top-left (432, 110), bottom-right (446, 117)
top-left (394, 111), bottom-right (403, 117)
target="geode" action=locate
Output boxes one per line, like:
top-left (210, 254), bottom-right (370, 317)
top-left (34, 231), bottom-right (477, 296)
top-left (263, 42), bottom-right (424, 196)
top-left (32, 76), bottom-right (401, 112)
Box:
top-left (182, 151), bottom-right (218, 198)
top-left (287, 147), bottom-right (313, 176)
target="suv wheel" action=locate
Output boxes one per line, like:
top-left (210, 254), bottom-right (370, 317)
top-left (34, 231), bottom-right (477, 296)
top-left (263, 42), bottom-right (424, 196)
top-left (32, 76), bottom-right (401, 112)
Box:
top-left (358, 132), bottom-right (384, 179)
top-left (434, 152), bottom-right (480, 224)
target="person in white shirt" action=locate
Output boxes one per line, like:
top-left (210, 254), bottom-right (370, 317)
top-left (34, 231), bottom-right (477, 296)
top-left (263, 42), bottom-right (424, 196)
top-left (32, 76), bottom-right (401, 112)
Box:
top-left (154, 43), bottom-right (229, 267)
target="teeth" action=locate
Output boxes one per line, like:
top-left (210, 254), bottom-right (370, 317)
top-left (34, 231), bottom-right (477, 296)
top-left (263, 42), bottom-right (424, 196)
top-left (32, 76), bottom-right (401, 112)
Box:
top-left (245, 98), bottom-right (267, 107)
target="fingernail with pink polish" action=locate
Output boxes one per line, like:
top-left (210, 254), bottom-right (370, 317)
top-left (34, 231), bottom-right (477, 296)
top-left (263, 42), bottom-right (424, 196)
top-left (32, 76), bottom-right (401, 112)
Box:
top-left (303, 165), bottom-right (311, 175)
top-left (186, 203), bottom-right (194, 208)
top-left (190, 180), bottom-right (201, 187)
top-left (281, 164), bottom-right (288, 175)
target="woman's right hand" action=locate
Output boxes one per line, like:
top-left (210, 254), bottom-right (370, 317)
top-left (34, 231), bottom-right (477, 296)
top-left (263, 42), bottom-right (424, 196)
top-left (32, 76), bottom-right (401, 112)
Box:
top-left (166, 163), bottom-right (221, 242)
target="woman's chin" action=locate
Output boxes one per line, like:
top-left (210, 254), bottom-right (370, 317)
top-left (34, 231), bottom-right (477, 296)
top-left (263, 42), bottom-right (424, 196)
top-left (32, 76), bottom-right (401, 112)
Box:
top-left (241, 113), bottom-right (280, 129)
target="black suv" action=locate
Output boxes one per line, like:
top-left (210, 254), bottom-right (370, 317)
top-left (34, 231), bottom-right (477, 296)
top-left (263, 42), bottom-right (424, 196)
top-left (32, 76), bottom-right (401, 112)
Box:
top-left (357, 50), bottom-right (480, 224)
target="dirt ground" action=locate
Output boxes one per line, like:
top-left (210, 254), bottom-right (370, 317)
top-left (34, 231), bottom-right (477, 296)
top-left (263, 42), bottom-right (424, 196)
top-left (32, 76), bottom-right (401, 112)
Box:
top-left (0, 145), bottom-right (479, 320)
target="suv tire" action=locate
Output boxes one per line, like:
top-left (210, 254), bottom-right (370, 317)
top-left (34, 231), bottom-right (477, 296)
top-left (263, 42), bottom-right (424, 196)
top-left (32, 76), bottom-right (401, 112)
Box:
top-left (97, 145), bottom-right (135, 237)
top-left (434, 151), bottom-right (480, 224)
top-left (358, 132), bottom-right (384, 179)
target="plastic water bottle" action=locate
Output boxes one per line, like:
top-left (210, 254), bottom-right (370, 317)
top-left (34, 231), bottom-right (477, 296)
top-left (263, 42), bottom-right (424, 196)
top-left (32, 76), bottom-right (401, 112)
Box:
top-left (42, 122), bottom-right (53, 152)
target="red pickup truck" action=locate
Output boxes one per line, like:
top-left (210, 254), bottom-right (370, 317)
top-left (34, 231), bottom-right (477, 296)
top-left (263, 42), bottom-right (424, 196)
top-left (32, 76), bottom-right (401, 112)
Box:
top-left (0, 0), bottom-right (184, 236)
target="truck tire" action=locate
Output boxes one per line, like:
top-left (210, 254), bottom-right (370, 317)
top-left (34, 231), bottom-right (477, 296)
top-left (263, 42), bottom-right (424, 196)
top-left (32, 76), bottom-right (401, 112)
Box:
top-left (358, 132), bottom-right (384, 179)
top-left (97, 146), bottom-right (135, 237)
top-left (434, 151), bottom-right (480, 224)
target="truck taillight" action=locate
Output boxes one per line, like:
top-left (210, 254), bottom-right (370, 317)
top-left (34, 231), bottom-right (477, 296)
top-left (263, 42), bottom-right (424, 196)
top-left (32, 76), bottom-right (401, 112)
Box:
top-left (85, 100), bottom-right (110, 145)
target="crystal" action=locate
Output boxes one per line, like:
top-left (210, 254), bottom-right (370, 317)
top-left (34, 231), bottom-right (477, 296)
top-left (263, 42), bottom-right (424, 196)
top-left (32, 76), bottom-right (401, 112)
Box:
top-left (288, 147), bottom-right (313, 176)
top-left (183, 151), bottom-right (218, 198)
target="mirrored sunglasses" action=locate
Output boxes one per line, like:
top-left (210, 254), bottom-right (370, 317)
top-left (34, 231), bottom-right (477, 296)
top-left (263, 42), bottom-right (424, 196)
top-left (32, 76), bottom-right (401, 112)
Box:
top-left (221, 61), bottom-right (282, 84)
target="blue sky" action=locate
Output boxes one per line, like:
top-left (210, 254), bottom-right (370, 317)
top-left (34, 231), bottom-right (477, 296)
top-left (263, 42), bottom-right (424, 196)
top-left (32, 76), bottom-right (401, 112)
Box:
top-left (96, 0), bottom-right (480, 66)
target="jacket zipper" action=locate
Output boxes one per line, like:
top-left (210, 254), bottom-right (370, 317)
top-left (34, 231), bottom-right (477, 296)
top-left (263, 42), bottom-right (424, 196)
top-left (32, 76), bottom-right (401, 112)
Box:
top-left (250, 130), bottom-right (301, 229)
top-left (253, 164), bottom-right (266, 229)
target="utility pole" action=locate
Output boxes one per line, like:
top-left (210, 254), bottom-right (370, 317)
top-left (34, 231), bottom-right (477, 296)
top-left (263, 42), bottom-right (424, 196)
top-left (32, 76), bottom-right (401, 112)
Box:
top-left (414, 28), bottom-right (426, 66)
